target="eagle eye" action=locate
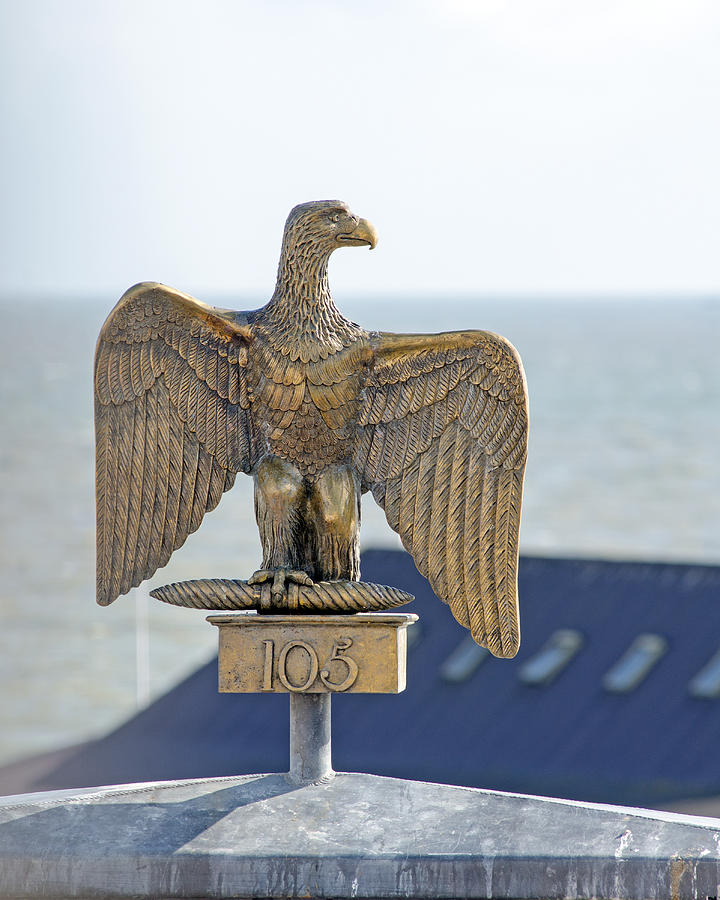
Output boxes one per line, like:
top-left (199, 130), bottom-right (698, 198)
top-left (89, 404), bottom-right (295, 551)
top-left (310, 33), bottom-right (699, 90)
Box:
top-left (330, 213), bottom-right (341, 224)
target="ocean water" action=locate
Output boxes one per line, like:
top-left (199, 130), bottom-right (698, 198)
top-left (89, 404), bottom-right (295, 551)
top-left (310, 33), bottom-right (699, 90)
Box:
top-left (1, 295), bottom-right (718, 766)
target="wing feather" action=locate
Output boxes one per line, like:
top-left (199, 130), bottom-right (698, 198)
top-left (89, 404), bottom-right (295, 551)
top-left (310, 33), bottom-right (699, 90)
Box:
top-left (214, 392), bottom-right (228, 465)
top-left (384, 477), bottom-right (402, 533)
top-left (159, 406), bottom-right (184, 566)
top-left (410, 440), bottom-right (438, 573)
top-left (356, 329), bottom-right (528, 657)
top-left (95, 398), bottom-right (119, 601)
top-left (478, 464), bottom-right (501, 652)
top-left (463, 443), bottom-right (486, 636)
top-left (140, 342), bottom-right (156, 388)
top-left (135, 388), bottom-right (157, 582)
top-left (426, 422), bottom-right (457, 600)
top-left (189, 445), bottom-right (213, 535)
top-left (495, 467), bottom-right (523, 652)
top-left (445, 425), bottom-right (471, 620)
top-left (202, 344), bottom-right (218, 392)
top-left (121, 394), bottom-right (146, 594)
top-left (208, 460), bottom-right (228, 512)
top-left (195, 379), bottom-right (210, 446)
top-left (185, 371), bottom-right (200, 434)
top-left (107, 347), bottom-right (124, 404)
top-left (175, 434), bottom-right (200, 547)
top-left (94, 282), bottom-right (254, 605)
top-left (398, 454), bottom-right (421, 547)
top-left (110, 401), bottom-right (134, 600)
top-left (148, 381), bottom-right (171, 560)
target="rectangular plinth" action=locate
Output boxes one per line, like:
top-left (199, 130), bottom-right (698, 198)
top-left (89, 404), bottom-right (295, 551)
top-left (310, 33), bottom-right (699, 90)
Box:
top-left (209, 612), bottom-right (417, 694)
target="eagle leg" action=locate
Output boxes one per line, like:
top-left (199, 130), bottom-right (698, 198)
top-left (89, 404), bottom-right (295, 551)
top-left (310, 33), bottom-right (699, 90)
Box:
top-left (307, 464), bottom-right (361, 582)
top-left (251, 456), bottom-right (314, 601)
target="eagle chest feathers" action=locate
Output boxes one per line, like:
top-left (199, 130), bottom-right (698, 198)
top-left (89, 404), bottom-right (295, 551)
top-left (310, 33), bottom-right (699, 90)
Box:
top-left (248, 331), bottom-right (372, 478)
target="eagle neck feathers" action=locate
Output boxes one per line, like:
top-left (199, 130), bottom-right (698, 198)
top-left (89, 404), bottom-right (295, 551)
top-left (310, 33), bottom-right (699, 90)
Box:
top-left (260, 239), bottom-right (366, 364)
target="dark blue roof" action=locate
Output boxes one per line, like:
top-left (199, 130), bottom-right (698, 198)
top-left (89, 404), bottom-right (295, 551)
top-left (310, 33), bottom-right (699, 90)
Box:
top-left (10, 551), bottom-right (720, 806)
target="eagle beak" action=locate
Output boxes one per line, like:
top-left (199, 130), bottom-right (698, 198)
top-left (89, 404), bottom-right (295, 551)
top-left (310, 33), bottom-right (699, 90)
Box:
top-left (337, 217), bottom-right (378, 249)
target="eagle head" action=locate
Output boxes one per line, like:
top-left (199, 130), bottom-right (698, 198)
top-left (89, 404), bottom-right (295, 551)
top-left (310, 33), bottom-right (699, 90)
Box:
top-left (284, 201), bottom-right (378, 254)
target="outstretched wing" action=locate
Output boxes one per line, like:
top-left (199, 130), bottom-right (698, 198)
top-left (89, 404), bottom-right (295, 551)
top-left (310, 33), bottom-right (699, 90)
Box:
top-left (94, 282), bottom-right (255, 606)
top-left (355, 330), bottom-right (528, 657)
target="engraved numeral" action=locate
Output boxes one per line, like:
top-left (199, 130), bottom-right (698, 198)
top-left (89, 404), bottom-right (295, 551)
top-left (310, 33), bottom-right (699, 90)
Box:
top-left (319, 638), bottom-right (359, 691)
top-left (277, 640), bottom-right (319, 692)
top-left (260, 638), bottom-right (359, 692)
top-left (261, 640), bottom-right (274, 691)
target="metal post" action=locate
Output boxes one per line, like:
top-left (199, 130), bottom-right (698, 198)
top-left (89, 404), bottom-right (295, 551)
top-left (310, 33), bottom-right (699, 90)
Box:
top-left (288, 693), bottom-right (333, 784)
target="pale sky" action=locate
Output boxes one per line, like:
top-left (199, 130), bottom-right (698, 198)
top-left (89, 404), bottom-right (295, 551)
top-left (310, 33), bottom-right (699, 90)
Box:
top-left (0, 0), bottom-right (718, 300)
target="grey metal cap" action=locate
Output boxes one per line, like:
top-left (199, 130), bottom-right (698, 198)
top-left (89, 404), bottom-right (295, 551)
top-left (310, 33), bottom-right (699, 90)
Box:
top-left (1, 772), bottom-right (719, 899)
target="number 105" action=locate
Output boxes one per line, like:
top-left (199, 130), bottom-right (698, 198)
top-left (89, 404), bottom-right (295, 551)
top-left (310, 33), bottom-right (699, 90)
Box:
top-left (261, 637), bottom-right (359, 692)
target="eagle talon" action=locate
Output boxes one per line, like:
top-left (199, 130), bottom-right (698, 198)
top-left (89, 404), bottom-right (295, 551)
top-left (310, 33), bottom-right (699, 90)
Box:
top-left (249, 567), bottom-right (314, 603)
top-left (247, 569), bottom-right (274, 586)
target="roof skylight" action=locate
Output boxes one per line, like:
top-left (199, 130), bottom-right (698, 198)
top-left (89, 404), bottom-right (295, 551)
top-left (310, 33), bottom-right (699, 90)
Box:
top-left (440, 635), bottom-right (489, 683)
top-left (602, 634), bottom-right (667, 693)
top-left (688, 649), bottom-right (720, 698)
top-left (518, 629), bottom-right (583, 686)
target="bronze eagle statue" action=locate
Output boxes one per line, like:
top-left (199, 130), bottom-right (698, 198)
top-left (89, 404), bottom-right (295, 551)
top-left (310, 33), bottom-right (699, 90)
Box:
top-left (94, 201), bottom-right (528, 658)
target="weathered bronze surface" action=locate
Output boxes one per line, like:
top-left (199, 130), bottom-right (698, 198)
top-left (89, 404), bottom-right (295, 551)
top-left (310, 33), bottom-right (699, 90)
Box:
top-left (210, 613), bottom-right (417, 694)
top-left (94, 200), bottom-right (529, 657)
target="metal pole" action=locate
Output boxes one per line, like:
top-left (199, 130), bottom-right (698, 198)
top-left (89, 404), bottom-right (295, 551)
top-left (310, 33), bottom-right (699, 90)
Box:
top-left (288, 693), bottom-right (333, 784)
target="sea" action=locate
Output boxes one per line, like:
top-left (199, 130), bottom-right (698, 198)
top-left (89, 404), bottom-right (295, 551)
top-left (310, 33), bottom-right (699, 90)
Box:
top-left (1, 295), bottom-right (718, 766)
